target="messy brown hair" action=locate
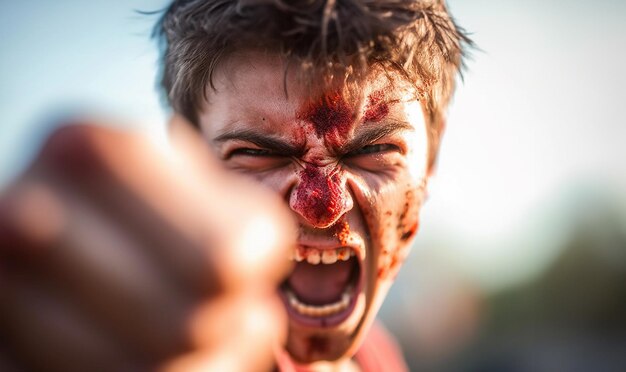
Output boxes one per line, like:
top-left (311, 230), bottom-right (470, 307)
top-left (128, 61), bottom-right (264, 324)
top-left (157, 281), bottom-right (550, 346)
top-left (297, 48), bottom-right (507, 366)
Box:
top-left (154, 0), bottom-right (472, 168)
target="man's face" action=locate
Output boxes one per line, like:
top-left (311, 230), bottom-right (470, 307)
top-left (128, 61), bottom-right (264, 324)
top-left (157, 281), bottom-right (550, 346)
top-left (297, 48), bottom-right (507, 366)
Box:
top-left (199, 52), bottom-right (429, 363)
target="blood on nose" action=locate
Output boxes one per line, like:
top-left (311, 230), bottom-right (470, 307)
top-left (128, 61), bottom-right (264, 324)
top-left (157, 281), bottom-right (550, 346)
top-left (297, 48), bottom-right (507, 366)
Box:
top-left (290, 165), bottom-right (351, 228)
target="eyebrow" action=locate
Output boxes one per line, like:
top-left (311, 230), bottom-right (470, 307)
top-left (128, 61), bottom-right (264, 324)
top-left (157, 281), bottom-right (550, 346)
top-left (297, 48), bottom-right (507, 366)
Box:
top-left (340, 121), bottom-right (415, 155)
top-left (213, 129), bottom-right (306, 157)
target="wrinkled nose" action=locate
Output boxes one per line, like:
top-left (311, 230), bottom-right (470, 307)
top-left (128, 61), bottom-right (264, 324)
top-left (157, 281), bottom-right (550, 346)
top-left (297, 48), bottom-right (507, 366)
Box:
top-left (289, 164), bottom-right (353, 228)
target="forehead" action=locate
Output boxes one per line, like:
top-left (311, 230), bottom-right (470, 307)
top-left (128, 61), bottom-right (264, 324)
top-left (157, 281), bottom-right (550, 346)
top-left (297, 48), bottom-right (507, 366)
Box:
top-left (204, 51), bottom-right (415, 119)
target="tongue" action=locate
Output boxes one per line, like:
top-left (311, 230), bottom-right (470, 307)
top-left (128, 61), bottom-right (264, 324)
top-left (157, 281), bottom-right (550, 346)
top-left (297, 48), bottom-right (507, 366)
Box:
top-left (287, 259), bottom-right (354, 305)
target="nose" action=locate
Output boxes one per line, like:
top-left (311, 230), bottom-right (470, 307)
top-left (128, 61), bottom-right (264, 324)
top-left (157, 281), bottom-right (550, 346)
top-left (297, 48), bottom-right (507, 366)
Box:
top-left (289, 164), bottom-right (354, 228)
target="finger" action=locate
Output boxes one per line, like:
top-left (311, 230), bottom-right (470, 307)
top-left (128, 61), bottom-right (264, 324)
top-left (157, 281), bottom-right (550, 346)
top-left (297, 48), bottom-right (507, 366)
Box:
top-left (0, 180), bottom-right (66, 255)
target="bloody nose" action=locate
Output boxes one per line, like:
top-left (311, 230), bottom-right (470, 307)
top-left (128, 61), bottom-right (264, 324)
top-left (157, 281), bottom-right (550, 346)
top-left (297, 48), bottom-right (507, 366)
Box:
top-left (289, 164), bottom-right (353, 228)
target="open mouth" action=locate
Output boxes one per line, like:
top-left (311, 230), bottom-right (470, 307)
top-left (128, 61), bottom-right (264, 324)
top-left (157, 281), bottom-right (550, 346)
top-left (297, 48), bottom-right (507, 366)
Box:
top-left (280, 246), bottom-right (363, 328)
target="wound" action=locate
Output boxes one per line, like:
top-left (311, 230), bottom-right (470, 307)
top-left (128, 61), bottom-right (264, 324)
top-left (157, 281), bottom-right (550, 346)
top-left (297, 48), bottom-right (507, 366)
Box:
top-left (294, 165), bottom-right (345, 227)
top-left (297, 93), bottom-right (353, 146)
top-left (363, 90), bottom-right (390, 123)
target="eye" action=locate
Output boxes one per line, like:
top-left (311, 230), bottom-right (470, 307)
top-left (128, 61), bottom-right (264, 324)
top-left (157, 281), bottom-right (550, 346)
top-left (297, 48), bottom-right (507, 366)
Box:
top-left (224, 146), bottom-right (291, 172)
top-left (228, 148), bottom-right (278, 158)
top-left (347, 144), bottom-right (399, 156)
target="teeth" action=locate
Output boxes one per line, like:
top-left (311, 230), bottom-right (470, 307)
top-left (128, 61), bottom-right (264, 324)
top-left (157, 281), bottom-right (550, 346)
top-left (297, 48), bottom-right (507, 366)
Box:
top-left (306, 249), bottom-right (321, 265)
top-left (291, 247), bottom-right (356, 264)
top-left (294, 247), bottom-right (305, 262)
top-left (286, 287), bottom-right (352, 317)
top-left (321, 249), bottom-right (337, 264)
top-left (337, 247), bottom-right (350, 261)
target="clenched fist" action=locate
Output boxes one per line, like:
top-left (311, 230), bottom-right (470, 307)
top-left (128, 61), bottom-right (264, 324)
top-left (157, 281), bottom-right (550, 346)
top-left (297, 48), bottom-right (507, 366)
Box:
top-left (0, 117), bottom-right (295, 372)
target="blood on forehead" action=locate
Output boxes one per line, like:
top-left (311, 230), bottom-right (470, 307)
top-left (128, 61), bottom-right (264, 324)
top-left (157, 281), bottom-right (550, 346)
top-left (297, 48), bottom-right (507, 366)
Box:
top-left (363, 90), bottom-right (390, 123)
top-left (296, 93), bottom-right (354, 147)
top-left (296, 89), bottom-right (392, 148)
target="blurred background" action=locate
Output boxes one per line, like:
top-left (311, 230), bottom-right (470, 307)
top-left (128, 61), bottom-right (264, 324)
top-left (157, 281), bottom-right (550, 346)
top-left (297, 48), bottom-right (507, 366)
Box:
top-left (1, 0), bottom-right (625, 371)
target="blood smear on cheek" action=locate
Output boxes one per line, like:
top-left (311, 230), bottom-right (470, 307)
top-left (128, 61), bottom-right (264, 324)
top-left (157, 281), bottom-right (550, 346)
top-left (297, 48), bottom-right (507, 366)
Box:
top-left (397, 189), bottom-right (419, 241)
top-left (377, 242), bottom-right (409, 281)
top-left (294, 165), bottom-right (345, 227)
top-left (379, 187), bottom-right (423, 280)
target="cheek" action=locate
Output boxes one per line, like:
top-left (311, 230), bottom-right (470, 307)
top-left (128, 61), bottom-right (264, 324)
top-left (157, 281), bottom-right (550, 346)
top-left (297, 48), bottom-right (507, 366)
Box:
top-left (370, 101), bottom-right (428, 280)
top-left (375, 180), bottom-right (426, 281)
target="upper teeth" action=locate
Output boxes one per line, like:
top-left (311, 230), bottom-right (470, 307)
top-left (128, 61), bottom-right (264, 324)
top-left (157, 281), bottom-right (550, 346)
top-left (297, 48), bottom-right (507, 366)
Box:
top-left (290, 247), bottom-right (355, 264)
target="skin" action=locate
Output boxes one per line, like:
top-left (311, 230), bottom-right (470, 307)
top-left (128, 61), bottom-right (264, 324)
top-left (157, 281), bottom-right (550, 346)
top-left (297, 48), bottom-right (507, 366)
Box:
top-left (199, 52), bottom-right (430, 368)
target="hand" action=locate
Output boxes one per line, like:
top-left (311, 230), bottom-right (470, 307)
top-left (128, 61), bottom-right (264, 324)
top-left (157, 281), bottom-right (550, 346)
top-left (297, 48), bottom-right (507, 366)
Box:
top-left (0, 117), bottom-right (295, 372)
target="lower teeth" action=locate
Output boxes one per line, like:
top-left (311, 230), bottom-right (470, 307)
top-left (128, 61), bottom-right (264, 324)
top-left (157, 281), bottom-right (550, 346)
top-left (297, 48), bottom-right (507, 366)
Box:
top-left (286, 287), bottom-right (352, 317)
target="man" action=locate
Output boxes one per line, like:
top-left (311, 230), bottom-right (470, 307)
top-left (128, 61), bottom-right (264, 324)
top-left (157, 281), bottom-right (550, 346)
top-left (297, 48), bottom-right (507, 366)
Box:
top-left (0, 0), bottom-right (470, 370)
